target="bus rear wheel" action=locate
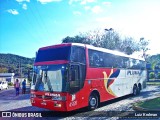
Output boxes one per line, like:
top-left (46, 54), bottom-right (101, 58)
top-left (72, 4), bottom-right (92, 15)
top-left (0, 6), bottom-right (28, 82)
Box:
top-left (133, 85), bottom-right (138, 96)
top-left (137, 84), bottom-right (141, 95)
top-left (88, 93), bottom-right (98, 110)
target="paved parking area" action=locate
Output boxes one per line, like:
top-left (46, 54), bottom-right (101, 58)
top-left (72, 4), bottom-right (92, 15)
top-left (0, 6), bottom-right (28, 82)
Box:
top-left (0, 85), bottom-right (160, 120)
top-left (0, 86), bottom-right (45, 111)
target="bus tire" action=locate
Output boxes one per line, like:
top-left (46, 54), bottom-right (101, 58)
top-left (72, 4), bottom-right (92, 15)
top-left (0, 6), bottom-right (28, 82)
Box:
top-left (88, 93), bottom-right (98, 110)
top-left (137, 86), bottom-right (140, 95)
top-left (133, 85), bottom-right (138, 96)
top-left (137, 84), bottom-right (141, 95)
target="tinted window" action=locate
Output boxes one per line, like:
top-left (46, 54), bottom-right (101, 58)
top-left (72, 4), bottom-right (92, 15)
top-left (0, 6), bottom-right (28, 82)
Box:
top-left (103, 53), bottom-right (114, 67)
top-left (113, 56), bottom-right (128, 68)
top-left (103, 53), bottom-right (128, 68)
top-left (88, 49), bottom-right (104, 67)
top-left (129, 59), bottom-right (145, 69)
top-left (140, 61), bottom-right (146, 69)
top-left (89, 49), bottom-right (128, 68)
top-left (70, 46), bottom-right (86, 64)
top-left (88, 49), bottom-right (144, 69)
top-left (35, 46), bottom-right (71, 62)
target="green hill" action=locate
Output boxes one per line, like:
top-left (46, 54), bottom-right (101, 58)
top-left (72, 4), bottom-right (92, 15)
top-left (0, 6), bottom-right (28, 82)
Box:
top-left (0, 53), bottom-right (34, 76)
top-left (0, 53), bottom-right (159, 75)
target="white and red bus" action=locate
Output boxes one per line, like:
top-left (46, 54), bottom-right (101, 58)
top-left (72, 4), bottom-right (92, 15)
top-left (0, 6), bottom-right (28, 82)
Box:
top-left (30, 43), bottom-right (147, 111)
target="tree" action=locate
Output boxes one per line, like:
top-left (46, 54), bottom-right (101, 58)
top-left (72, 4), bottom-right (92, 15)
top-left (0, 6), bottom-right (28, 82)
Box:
top-left (62, 36), bottom-right (75, 43)
top-left (62, 30), bottom-right (104, 46)
top-left (146, 54), bottom-right (160, 70)
top-left (0, 67), bottom-right (8, 73)
top-left (119, 37), bottom-right (139, 55)
top-left (8, 65), bottom-right (16, 73)
top-left (102, 29), bottom-right (122, 50)
top-left (138, 37), bottom-right (150, 60)
top-left (62, 28), bottom-right (149, 55)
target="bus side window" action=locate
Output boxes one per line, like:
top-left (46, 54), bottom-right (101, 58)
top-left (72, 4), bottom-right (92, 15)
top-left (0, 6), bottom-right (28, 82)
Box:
top-left (114, 56), bottom-right (123, 68)
top-left (123, 57), bottom-right (129, 68)
top-left (88, 49), bottom-right (103, 67)
top-left (71, 46), bottom-right (86, 64)
top-left (140, 61), bottom-right (146, 70)
top-left (103, 53), bottom-right (114, 68)
top-left (92, 52), bottom-right (103, 67)
top-left (125, 58), bottom-right (130, 68)
top-left (130, 59), bottom-right (141, 69)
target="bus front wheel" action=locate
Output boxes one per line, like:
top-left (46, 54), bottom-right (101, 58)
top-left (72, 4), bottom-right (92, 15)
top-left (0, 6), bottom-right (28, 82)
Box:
top-left (88, 93), bottom-right (98, 110)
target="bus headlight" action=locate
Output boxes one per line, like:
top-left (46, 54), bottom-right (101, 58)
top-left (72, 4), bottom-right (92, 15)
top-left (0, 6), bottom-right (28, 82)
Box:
top-left (52, 96), bottom-right (66, 101)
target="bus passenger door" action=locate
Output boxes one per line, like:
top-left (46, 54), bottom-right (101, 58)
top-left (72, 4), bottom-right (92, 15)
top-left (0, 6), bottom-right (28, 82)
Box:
top-left (68, 65), bottom-right (82, 94)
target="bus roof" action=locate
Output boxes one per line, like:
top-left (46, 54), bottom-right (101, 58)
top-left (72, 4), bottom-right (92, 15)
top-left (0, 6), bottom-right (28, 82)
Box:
top-left (39, 43), bottom-right (145, 61)
top-left (39, 43), bottom-right (85, 50)
top-left (86, 44), bottom-right (145, 61)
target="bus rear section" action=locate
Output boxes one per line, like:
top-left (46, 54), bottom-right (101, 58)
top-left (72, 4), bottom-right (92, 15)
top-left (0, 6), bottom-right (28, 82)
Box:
top-left (86, 46), bottom-right (147, 103)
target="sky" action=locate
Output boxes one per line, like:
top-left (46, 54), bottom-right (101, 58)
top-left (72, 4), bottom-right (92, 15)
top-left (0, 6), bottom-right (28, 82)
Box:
top-left (0, 0), bottom-right (160, 58)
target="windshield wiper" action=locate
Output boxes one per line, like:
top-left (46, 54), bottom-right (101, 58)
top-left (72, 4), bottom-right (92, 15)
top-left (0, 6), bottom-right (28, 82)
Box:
top-left (47, 80), bottom-right (53, 92)
top-left (45, 71), bottom-right (53, 93)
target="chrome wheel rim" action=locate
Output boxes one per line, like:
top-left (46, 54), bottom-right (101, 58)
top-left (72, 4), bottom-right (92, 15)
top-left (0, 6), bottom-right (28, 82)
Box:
top-left (90, 97), bottom-right (96, 107)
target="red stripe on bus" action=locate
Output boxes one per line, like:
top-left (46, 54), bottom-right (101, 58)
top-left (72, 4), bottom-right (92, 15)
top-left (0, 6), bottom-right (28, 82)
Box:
top-left (34, 60), bottom-right (69, 66)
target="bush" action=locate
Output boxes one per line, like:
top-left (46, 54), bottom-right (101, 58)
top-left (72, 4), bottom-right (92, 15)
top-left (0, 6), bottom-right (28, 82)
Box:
top-left (158, 73), bottom-right (160, 79)
top-left (8, 82), bottom-right (14, 86)
top-left (149, 72), bottom-right (155, 79)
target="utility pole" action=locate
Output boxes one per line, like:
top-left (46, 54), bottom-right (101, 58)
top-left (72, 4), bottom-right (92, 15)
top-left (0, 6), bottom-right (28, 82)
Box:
top-left (19, 61), bottom-right (20, 77)
top-left (19, 61), bottom-right (22, 78)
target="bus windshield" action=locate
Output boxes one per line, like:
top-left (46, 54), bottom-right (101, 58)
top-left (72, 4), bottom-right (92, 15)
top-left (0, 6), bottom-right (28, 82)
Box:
top-left (32, 45), bottom-right (86, 93)
top-left (35, 46), bottom-right (71, 63)
top-left (33, 64), bottom-right (68, 92)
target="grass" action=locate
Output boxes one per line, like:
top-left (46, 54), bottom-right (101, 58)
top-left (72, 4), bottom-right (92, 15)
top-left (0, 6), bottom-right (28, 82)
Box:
top-left (147, 82), bottom-right (160, 85)
top-left (135, 97), bottom-right (160, 110)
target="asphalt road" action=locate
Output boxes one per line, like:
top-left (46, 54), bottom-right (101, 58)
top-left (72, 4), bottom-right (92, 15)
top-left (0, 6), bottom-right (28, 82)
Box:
top-left (0, 85), bottom-right (160, 120)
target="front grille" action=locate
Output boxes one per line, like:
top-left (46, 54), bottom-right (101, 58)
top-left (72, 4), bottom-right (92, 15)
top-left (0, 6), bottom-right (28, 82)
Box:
top-left (36, 95), bottom-right (52, 100)
top-left (36, 95), bottom-right (42, 98)
top-left (44, 96), bottom-right (52, 99)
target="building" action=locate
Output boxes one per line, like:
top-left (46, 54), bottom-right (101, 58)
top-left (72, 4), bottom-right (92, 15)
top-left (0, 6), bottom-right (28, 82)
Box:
top-left (0, 73), bottom-right (15, 83)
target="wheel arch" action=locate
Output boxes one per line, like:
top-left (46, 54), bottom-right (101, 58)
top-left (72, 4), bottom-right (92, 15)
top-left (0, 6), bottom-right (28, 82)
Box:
top-left (133, 83), bottom-right (137, 88)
